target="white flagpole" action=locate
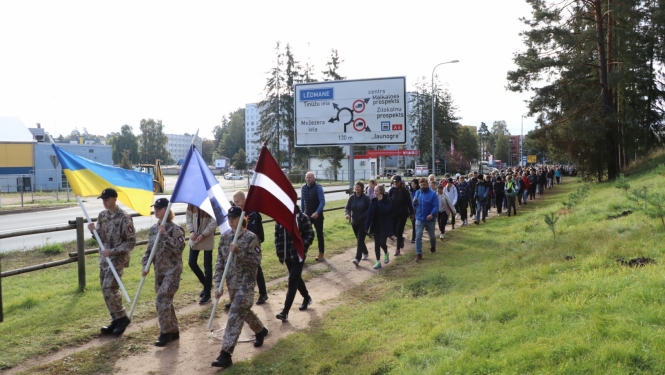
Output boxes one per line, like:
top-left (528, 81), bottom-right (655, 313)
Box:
top-left (77, 196), bottom-right (131, 302)
top-left (129, 129), bottom-right (199, 318)
top-left (207, 210), bottom-right (245, 330)
top-left (128, 201), bottom-right (172, 318)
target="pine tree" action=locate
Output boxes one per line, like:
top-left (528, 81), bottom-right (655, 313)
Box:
top-left (258, 42), bottom-right (284, 165)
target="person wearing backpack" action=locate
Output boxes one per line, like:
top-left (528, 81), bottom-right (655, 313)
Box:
top-left (505, 175), bottom-right (518, 216)
top-left (474, 174), bottom-right (490, 224)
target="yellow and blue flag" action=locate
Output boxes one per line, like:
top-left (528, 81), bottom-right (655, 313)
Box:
top-left (52, 144), bottom-right (154, 216)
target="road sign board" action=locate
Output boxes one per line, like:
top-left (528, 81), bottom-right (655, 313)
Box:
top-left (294, 77), bottom-right (407, 146)
top-left (527, 155), bottom-right (537, 163)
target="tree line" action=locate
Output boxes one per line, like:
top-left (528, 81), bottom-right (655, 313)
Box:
top-left (507, 0), bottom-right (665, 180)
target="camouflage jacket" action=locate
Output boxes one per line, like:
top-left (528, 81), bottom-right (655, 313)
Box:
top-left (213, 228), bottom-right (261, 291)
top-left (95, 207), bottom-right (136, 269)
top-left (142, 221), bottom-right (186, 276)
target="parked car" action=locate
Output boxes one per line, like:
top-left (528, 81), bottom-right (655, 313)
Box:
top-left (224, 173), bottom-right (244, 180)
top-left (404, 169), bottom-right (414, 177)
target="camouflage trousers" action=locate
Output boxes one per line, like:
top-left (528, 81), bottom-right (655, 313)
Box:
top-left (221, 288), bottom-right (264, 353)
top-left (155, 273), bottom-right (181, 334)
top-left (100, 265), bottom-right (126, 320)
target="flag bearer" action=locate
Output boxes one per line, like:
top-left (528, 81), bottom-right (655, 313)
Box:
top-left (87, 188), bottom-right (136, 336)
top-left (211, 206), bottom-right (269, 369)
top-left (142, 198), bottom-right (186, 346)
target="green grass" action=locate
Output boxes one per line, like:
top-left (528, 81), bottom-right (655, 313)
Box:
top-left (0, 200), bottom-right (355, 371)
top-left (221, 154), bottom-right (665, 374)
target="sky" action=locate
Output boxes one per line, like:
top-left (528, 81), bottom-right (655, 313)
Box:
top-left (0, 0), bottom-right (538, 141)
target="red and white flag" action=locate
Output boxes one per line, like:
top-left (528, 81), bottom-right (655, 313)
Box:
top-left (244, 143), bottom-right (305, 261)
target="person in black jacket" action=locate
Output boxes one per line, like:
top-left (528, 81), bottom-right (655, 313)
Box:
top-left (408, 178), bottom-right (420, 243)
top-left (468, 172), bottom-right (478, 217)
top-left (365, 185), bottom-right (393, 269)
top-left (274, 206), bottom-right (315, 322)
top-left (389, 175), bottom-right (414, 256)
top-left (345, 181), bottom-right (371, 264)
top-left (494, 177), bottom-right (505, 216)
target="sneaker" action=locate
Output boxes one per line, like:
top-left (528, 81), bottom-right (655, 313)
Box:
top-left (199, 294), bottom-right (212, 305)
top-left (256, 294), bottom-right (268, 305)
top-left (384, 253), bottom-right (389, 264)
top-left (394, 248), bottom-right (401, 256)
top-left (498, 213), bottom-right (502, 216)
top-left (455, 214), bottom-right (460, 219)
top-left (315, 253), bottom-right (324, 261)
top-left (253, 327), bottom-right (269, 347)
top-left (211, 351), bottom-right (233, 368)
top-left (373, 261), bottom-right (382, 269)
top-left (474, 220), bottom-right (479, 225)
top-left (361, 253), bottom-right (368, 260)
top-left (276, 312), bottom-right (289, 322)
top-left (439, 234), bottom-right (444, 239)
top-left (352, 259), bottom-right (359, 266)
top-left (414, 254), bottom-right (423, 262)
top-left (299, 297), bottom-right (313, 310)
top-left (199, 290), bottom-right (205, 298)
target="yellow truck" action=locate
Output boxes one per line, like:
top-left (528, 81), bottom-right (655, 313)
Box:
top-left (136, 160), bottom-right (165, 193)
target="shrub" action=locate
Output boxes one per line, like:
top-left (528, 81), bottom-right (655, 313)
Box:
top-left (40, 243), bottom-right (63, 255)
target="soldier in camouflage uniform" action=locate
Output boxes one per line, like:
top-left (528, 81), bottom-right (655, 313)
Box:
top-left (87, 188), bottom-right (136, 335)
top-left (211, 206), bottom-right (269, 369)
top-left (142, 198), bottom-right (186, 347)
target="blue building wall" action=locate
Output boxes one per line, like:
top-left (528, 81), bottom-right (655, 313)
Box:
top-left (34, 143), bottom-right (113, 191)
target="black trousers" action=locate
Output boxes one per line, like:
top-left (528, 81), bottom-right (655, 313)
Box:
top-left (529, 185), bottom-right (536, 200)
top-left (283, 258), bottom-right (309, 313)
top-left (470, 196), bottom-right (477, 216)
top-left (310, 216), bottom-right (325, 254)
top-left (351, 223), bottom-right (368, 261)
top-left (374, 232), bottom-right (388, 260)
top-left (438, 211), bottom-right (449, 234)
top-left (256, 265), bottom-right (267, 295)
top-left (392, 214), bottom-right (408, 249)
top-left (188, 248), bottom-right (212, 295)
top-left (458, 199), bottom-right (468, 221)
top-left (410, 218), bottom-right (416, 241)
top-left (495, 195), bottom-right (505, 214)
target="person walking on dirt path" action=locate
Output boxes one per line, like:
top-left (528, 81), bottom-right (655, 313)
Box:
top-left (505, 175), bottom-right (518, 217)
top-left (275, 205), bottom-right (315, 322)
top-left (408, 178), bottom-right (420, 243)
top-left (528, 170), bottom-right (538, 201)
top-left (456, 175), bottom-right (471, 225)
top-left (301, 172), bottom-right (326, 261)
top-left (469, 172), bottom-right (478, 217)
top-left (413, 178), bottom-right (439, 261)
top-left (233, 191), bottom-right (268, 306)
top-left (186, 204), bottom-right (217, 305)
top-left (346, 181), bottom-right (371, 264)
top-left (436, 184), bottom-right (454, 240)
top-left (87, 188), bottom-right (136, 336)
top-left (474, 174), bottom-right (491, 225)
top-left (555, 168), bottom-right (562, 184)
top-left (389, 175), bottom-right (414, 256)
top-left (211, 206), bottom-right (269, 369)
top-left (365, 184), bottom-right (393, 269)
top-left (142, 198), bottom-right (186, 347)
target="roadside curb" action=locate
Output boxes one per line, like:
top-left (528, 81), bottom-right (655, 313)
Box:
top-left (0, 205), bottom-right (77, 216)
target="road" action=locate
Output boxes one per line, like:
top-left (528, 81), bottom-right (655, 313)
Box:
top-left (0, 176), bottom-right (352, 253)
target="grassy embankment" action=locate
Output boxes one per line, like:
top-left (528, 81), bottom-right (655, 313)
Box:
top-left (0, 200), bottom-right (355, 372)
top-left (223, 153), bottom-right (665, 374)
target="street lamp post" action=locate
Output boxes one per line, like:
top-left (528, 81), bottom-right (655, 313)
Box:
top-left (521, 114), bottom-right (526, 167)
top-left (431, 60), bottom-right (459, 176)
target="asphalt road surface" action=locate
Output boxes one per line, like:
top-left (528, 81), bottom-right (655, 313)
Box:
top-left (0, 176), bottom-right (352, 253)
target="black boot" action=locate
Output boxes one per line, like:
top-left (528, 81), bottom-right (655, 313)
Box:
top-left (112, 316), bottom-right (131, 335)
top-left (211, 351), bottom-right (233, 368)
top-left (100, 319), bottom-right (118, 335)
top-left (154, 331), bottom-right (179, 347)
top-left (253, 327), bottom-right (269, 347)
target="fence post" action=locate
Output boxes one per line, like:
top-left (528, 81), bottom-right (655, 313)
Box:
top-left (76, 217), bottom-right (86, 291)
top-left (1, 258), bottom-right (4, 323)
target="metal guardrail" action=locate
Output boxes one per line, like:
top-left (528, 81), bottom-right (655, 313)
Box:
top-left (0, 188), bottom-right (350, 322)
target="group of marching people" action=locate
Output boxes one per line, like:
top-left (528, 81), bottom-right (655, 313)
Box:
top-left (345, 165), bottom-right (566, 266)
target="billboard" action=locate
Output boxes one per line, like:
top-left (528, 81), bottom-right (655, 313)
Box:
top-left (527, 155), bottom-right (537, 163)
top-left (214, 159), bottom-right (227, 168)
top-left (294, 77), bottom-right (407, 146)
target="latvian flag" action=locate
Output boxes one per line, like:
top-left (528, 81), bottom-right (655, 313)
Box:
top-left (244, 143), bottom-right (305, 261)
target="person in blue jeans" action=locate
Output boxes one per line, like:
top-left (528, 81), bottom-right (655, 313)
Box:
top-left (474, 174), bottom-right (491, 224)
top-left (412, 177), bottom-right (439, 261)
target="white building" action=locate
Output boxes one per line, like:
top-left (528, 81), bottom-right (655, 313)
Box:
top-left (166, 134), bottom-right (203, 164)
top-left (245, 103), bottom-right (288, 165)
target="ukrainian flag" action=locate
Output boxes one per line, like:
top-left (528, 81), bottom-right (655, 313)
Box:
top-left (52, 145), bottom-right (154, 216)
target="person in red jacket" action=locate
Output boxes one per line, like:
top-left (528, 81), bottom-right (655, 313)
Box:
top-left (521, 173), bottom-right (530, 205)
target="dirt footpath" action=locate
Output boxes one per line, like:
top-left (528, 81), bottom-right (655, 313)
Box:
top-left (7, 201), bottom-right (517, 374)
